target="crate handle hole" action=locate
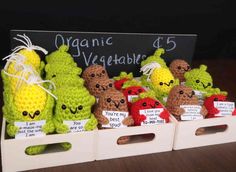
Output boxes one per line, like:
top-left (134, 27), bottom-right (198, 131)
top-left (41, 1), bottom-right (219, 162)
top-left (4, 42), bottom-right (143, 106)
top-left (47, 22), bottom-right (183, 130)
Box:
top-left (195, 125), bottom-right (228, 136)
top-left (117, 133), bottom-right (155, 145)
top-left (25, 142), bottom-right (72, 156)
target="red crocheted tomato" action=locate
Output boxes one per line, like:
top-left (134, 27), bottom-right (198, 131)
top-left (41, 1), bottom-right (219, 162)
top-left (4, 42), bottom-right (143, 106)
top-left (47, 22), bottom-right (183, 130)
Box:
top-left (204, 94), bottom-right (227, 118)
top-left (114, 78), bottom-right (129, 90)
top-left (122, 86), bottom-right (146, 108)
top-left (130, 97), bottom-right (170, 126)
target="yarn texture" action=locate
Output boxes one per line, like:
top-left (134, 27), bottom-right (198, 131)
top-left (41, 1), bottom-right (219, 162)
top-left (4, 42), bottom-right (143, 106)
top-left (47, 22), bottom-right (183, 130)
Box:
top-left (169, 59), bottom-right (191, 82)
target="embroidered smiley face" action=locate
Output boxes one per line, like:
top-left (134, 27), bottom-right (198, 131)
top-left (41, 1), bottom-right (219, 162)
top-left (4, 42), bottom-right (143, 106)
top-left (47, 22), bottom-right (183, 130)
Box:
top-left (87, 79), bottom-right (114, 97)
top-left (169, 59), bottom-right (191, 82)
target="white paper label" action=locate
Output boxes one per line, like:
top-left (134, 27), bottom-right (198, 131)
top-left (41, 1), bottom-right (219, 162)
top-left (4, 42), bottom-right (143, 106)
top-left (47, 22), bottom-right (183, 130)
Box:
top-left (140, 108), bottom-right (165, 125)
top-left (214, 101), bottom-right (235, 116)
top-left (180, 105), bottom-right (203, 121)
top-left (63, 119), bottom-right (89, 133)
top-left (102, 111), bottom-right (128, 128)
top-left (194, 90), bottom-right (206, 105)
top-left (128, 95), bottom-right (138, 102)
top-left (15, 120), bottom-right (46, 139)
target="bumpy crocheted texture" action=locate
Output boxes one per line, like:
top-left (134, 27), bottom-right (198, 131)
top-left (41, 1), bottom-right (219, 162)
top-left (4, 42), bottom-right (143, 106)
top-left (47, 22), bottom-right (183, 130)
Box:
top-left (130, 97), bottom-right (169, 126)
top-left (87, 78), bottom-right (113, 97)
top-left (166, 85), bottom-right (208, 120)
top-left (169, 59), bottom-right (191, 82)
top-left (113, 72), bottom-right (133, 90)
top-left (82, 64), bottom-right (109, 85)
top-left (122, 86), bottom-right (146, 108)
top-left (25, 145), bottom-right (47, 155)
top-left (122, 79), bottom-right (142, 89)
top-left (140, 48), bottom-right (167, 68)
top-left (53, 86), bottom-right (97, 134)
top-left (94, 89), bottom-right (134, 128)
top-left (45, 45), bottom-right (76, 66)
top-left (50, 74), bottom-right (84, 89)
top-left (18, 49), bottom-right (41, 70)
top-left (45, 63), bottom-right (82, 79)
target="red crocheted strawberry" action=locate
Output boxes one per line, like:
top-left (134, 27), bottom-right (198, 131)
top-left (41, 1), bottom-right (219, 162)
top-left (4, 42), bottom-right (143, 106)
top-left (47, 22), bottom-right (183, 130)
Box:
top-left (204, 94), bottom-right (236, 118)
top-left (114, 78), bottom-right (130, 90)
top-left (123, 86), bottom-right (146, 108)
top-left (130, 97), bottom-right (170, 126)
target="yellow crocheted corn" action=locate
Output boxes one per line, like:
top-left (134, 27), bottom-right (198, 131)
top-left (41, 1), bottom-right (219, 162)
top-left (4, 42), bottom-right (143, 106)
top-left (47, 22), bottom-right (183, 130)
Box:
top-left (18, 49), bottom-right (41, 69)
top-left (14, 84), bottom-right (46, 119)
top-left (10, 71), bottom-right (30, 94)
top-left (150, 67), bottom-right (175, 94)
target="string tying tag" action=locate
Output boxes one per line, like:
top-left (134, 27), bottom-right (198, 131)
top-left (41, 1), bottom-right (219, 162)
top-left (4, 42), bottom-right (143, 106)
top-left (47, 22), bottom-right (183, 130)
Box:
top-left (11, 34), bottom-right (48, 55)
top-left (140, 62), bottom-right (161, 80)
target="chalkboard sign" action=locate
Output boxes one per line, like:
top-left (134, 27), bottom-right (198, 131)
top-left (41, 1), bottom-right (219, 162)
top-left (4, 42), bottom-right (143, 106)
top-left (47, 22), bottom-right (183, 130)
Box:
top-left (10, 30), bottom-right (197, 77)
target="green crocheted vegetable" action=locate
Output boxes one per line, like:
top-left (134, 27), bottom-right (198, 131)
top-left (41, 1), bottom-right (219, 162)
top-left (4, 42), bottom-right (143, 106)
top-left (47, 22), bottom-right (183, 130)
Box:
top-left (53, 86), bottom-right (97, 133)
top-left (184, 64), bottom-right (224, 96)
top-left (132, 90), bottom-right (157, 102)
top-left (113, 72), bottom-right (133, 81)
top-left (45, 63), bottom-right (82, 79)
top-left (5, 84), bottom-right (55, 155)
top-left (141, 48), bottom-right (167, 68)
top-left (46, 45), bottom-right (76, 66)
top-left (50, 74), bottom-right (85, 89)
top-left (122, 79), bottom-right (142, 89)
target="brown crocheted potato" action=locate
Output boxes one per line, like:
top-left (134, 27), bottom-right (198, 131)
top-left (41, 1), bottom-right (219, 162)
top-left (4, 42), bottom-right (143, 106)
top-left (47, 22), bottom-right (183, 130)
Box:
top-left (82, 64), bottom-right (109, 85)
top-left (87, 78), bottom-right (114, 98)
top-left (169, 59), bottom-right (191, 82)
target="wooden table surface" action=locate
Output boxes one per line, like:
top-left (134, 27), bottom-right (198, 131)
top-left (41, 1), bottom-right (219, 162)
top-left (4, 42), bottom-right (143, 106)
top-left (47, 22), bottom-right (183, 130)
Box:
top-left (1, 58), bottom-right (236, 172)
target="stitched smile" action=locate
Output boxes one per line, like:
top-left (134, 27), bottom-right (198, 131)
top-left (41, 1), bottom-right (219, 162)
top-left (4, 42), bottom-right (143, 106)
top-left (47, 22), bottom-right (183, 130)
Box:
top-left (186, 93), bottom-right (194, 98)
top-left (112, 101), bottom-right (120, 108)
top-left (164, 82), bottom-right (172, 86)
top-left (70, 108), bottom-right (77, 114)
top-left (28, 113), bottom-right (36, 119)
top-left (101, 86), bottom-right (107, 91)
top-left (201, 82), bottom-right (209, 89)
top-left (150, 104), bottom-right (156, 108)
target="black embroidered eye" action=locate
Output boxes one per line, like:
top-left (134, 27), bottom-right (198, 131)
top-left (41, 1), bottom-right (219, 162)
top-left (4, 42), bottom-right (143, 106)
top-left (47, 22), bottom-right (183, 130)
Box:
top-left (107, 98), bottom-right (111, 102)
top-left (61, 104), bottom-right (67, 110)
top-left (155, 101), bottom-right (159, 106)
top-left (177, 66), bottom-right (181, 70)
top-left (192, 91), bottom-right (195, 95)
top-left (128, 90), bottom-right (132, 94)
top-left (78, 105), bottom-right (83, 110)
top-left (208, 83), bottom-right (211, 86)
top-left (170, 80), bottom-right (174, 83)
top-left (142, 102), bottom-right (147, 106)
top-left (91, 74), bottom-right (95, 77)
top-left (22, 111), bottom-right (28, 116)
top-left (179, 90), bottom-right (184, 94)
top-left (109, 83), bottom-right (113, 87)
top-left (102, 70), bottom-right (105, 74)
top-left (196, 80), bottom-right (200, 83)
top-left (52, 74), bottom-right (56, 78)
top-left (34, 110), bottom-right (40, 116)
top-left (214, 98), bottom-right (218, 101)
top-left (159, 82), bottom-right (163, 86)
top-left (96, 84), bottom-right (100, 88)
top-left (120, 99), bottom-right (125, 103)
top-left (138, 89), bottom-right (143, 93)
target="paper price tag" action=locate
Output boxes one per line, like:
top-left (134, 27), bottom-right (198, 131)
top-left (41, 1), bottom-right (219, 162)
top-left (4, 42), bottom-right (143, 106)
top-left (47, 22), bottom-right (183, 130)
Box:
top-left (128, 95), bottom-right (138, 102)
top-left (140, 108), bottom-right (165, 125)
top-left (63, 119), bottom-right (89, 133)
top-left (214, 101), bottom-right (235, 116)
top-left (180, 105), bottom-right (203, 121)
top-left (15, 120), bottom-right (46, 139)
top-left (194, 90), bottom-right (206, 105)
top-left (102, 111), bottom-right (128, 128)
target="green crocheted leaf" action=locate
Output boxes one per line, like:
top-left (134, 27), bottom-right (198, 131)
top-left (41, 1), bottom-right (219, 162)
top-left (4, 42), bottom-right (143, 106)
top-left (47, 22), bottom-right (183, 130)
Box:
top-left (113, 72), bottom-right (133, 81)
top-left (122, 79), bottom-right (142, 89)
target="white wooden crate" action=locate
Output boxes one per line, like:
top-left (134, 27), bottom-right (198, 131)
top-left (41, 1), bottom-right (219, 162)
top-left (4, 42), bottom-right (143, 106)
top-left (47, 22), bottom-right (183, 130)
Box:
top-left (96, 119), bottom-right (176, 160)
top-left (172, 115), bottom-right (236, 150)
top-left (1, 119), bottom-right (97, 172)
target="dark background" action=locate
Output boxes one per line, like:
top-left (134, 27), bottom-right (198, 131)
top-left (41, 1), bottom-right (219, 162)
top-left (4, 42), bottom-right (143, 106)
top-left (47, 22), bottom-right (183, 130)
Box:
top-left (0, 0), bottom-right (236, 63)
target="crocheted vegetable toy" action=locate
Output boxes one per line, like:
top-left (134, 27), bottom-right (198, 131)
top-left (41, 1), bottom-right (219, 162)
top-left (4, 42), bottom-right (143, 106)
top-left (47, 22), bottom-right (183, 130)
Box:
top-left (169, 59), bottom-right (191, 82)
top-left (130, 91), bottom-right (170, 126)
top-left (5, 83), bottom-right (55, 155)
top-left (50, 74), bottom-right (84, 89)
top-left (113, 72), bottom-right (133, 90)
top-left (204, 93), bottom-right (236, 118)
top-left (82, 64), bottom-right (109, 86)
top-left (53, 86), bottom-right (97, 150)
top-left (4, 34), bottom-right (47, 74)
top-left (140, 48), bottom-right (168, 88)
top-left (45, 63), bottom-right (82, 79)
top-left (87, 78), bottom-right (113, 98)
top-left (122, 80), bottom-right (146, 109)
top-left (45, 45), bottom-right (76, 66)
top-left (166, 85), bottom-right (208, 121)
top-left (184, 65), bottom-right (222, 101)
top-left (94, 89), bottom-right (134, 144)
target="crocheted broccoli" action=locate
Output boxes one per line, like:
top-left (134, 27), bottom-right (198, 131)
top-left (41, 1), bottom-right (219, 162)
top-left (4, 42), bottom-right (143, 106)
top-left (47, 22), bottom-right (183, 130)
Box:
top-left (130, 91), bottom-right (170, 126)
top-left (169, 59), bottom-right (191, 82)
top-left (5, 84), bottom-right (55, 155)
